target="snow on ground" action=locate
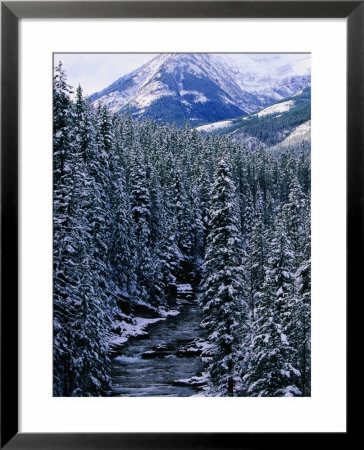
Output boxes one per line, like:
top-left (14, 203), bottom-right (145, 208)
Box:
top-left (109, 307), bottom-right (180, 348)
top-left (196, 120), bottom-right (233, 132)
top-left (158, 309), bottom-right (180, 317)
top-left (278, 120), bottom-right (311, 146)
top-left (256, 99), bottom-right (294, 117)
top-left (194, 339), bottom-right (211, 352)
top-left (177, 283), bottom-right (193, 293)
top-left (287, 120), bottom-right (310, 139)
top-left (180, 90), bottom-right (208, 103)
top-left (110, 317), bottom-right (167, 347)
top-left (132, 80), bottom-right (174, 109)
top-left (92, 91), bottom-right (127, 114)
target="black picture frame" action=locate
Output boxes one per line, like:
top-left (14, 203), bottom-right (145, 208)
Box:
top-left (1, 1), bottom-right (358, 448)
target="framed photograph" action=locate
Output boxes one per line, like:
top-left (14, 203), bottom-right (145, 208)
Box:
top-left (1, 1), bottom-right (357, 448)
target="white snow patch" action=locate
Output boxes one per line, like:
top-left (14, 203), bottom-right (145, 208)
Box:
top-left (158, 309), bottom-right (180, 317)
top-left (177, 284), bottom-right (193, 293)
top-left (286, 120), bottom-right (310, 140)
top-left (180, 90), bottom-right (208, 103)
top-left (278, 385), bottom-right (302, 397)
top-left (196, 120), bottom-right (233, 132)
top-left (276, 120), bottom-right (311, 148)
top-left (293, 89), bottom-right (303, 97)
top-left (110, 317), bottom-right (166, 347)
top-left (256, 100), bottom-right (294, 117)
top-left (133, 81), bottom-right (174, 108)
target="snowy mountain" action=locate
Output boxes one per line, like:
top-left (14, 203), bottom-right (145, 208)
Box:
top-left (217, 53), bottom-right (311, 102)
top-left (196, 87), bottom-right (311, 150)
top-left (89, 53), bottom-right (311, 126)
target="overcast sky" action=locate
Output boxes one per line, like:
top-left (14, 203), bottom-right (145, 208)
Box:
top-left (54, 53), bottom-right (310, 97)
top-left (54, 53), bottom-right (157, 97)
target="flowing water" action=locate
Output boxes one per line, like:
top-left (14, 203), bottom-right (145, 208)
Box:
top-left (111, 295), bottom-right (204, 397)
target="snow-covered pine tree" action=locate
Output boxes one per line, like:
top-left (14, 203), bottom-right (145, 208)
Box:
top-left (74, 85), bottom-right (95, 164)
top-left (158, 184), bottom-right (182, 292)
top-left (53, 63), bottom-right (78, 396)
top-left (284, 176), bottom-right (306, 267)
top-left (200, 159), bottom-right (249, 396)
top-left (190, 186), bottom-right (205, 264)
top-left (54, 134), bottom-right (112, 396)
top-left (242, 185), bottom-right (254, 237)
top-left (244, 208), bottom-right (301, 397)
top-left (244, 185), bottom-right (267, 321)
top-left (286, 180), bottom-right (311, 396)
top-left (66, 255), bottom-right (112, 397)
top-left (295, 251), bottom-right (311, 396)
top-left (108, 165), bottom-right (136, 308)
top-left (129, 144), bottom-right (156, 308)
top-left (53, 61), bottom-right (74, 185)
top-left (173, 169), bottom-right (193, 259)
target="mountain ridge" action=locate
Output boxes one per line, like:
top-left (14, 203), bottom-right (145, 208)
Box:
top-left (196, 87), bottom-right (311, 150)
top-left (89, 53), bottom-right (311, 126)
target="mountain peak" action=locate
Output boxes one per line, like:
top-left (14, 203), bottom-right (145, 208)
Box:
top-left (90, 53), bottom-right (311, 126)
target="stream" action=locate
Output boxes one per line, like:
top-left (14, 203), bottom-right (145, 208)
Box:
top-left (111, 293), bottom-right (204, 397)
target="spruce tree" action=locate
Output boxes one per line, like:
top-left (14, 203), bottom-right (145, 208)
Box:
top-left (200, 159), bottom-right (249, 396)
top-left (53, 61), bottom-right (74, 185)
top-left (244, 209), bottom-right (301, 397)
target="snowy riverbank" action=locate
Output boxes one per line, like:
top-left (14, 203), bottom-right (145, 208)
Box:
top-left (109, 309), bottom-right (180, 349)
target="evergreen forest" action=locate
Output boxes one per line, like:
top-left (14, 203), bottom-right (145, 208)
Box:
top-left (53, 62), bottom-right (311, 397)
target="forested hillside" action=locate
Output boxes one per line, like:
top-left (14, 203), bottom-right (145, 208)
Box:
top-left (53, 62), bottom-right (311, 397)
top-left (196, 87), bottom-right (311, 150)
